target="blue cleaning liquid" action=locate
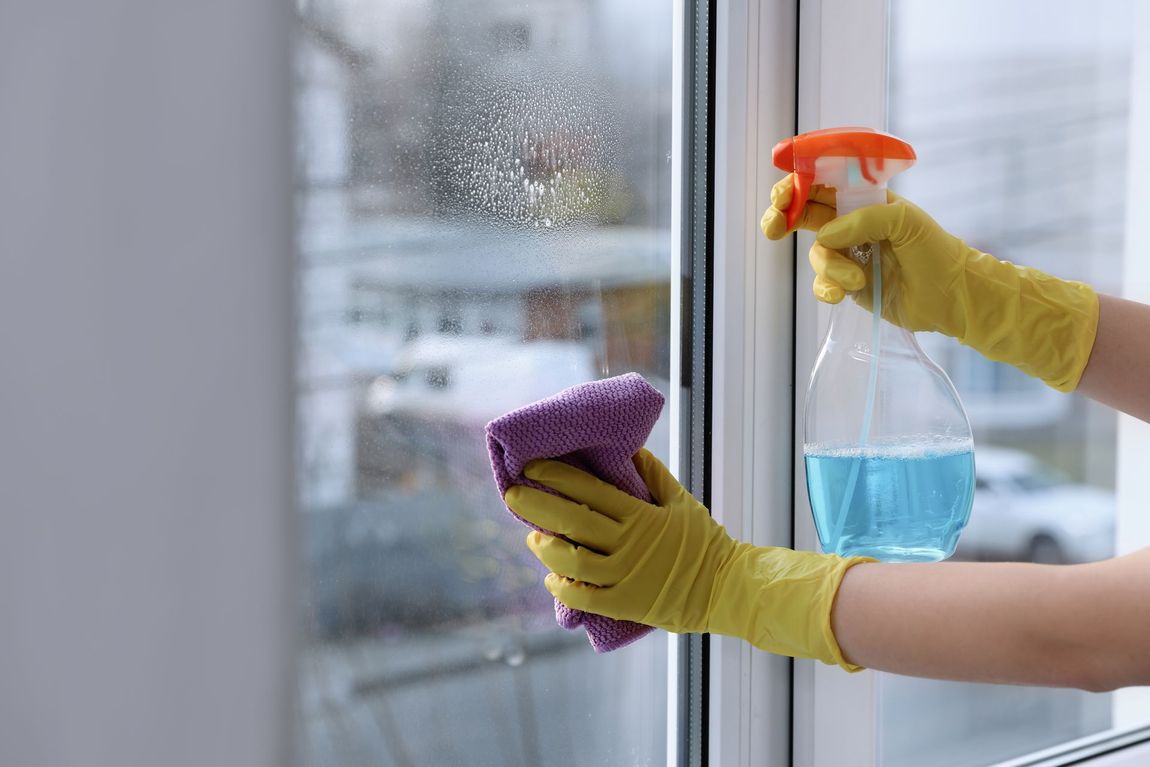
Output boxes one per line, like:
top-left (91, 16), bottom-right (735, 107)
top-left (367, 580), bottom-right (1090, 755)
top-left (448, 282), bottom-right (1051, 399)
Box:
top-left (804, 442), bottom-right (975, 562)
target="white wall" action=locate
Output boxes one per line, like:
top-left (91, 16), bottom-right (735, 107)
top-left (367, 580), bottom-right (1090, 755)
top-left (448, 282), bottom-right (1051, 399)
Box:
top-left (0, 3), bottom-right (295, 766)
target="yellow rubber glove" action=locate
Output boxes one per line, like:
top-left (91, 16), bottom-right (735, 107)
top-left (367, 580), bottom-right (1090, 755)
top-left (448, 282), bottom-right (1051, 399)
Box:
top-left (760, 174), bottom-right (1100, 392)
top-left (503, 448), bottom-right (873, 670)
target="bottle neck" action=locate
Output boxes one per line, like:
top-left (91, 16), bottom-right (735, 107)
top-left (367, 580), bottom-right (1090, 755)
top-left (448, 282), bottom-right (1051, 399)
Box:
top-left (822, 183), bottom-right (922, 353)
top-left (825, 294), bottom-right (923, 358)
top-left (834, 185), bottom-right (887, 217)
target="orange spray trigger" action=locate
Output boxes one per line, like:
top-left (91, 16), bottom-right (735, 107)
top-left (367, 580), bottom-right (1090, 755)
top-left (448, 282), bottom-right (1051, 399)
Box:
top-left (771, 127), bottom-right (917, 231)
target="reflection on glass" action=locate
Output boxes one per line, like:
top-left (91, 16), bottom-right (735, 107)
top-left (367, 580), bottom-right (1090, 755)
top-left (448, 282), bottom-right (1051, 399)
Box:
top-left (295, 1), bottom-right (672, 764)
top-left (882, 1), bottom-right (1133, 765)
top-left (956, 447), bottom-right (1114, 566)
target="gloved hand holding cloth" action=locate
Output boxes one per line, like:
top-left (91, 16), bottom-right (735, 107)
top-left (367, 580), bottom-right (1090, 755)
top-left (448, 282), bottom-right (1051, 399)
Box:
top-left (505, 448), bottom-right (874, 671)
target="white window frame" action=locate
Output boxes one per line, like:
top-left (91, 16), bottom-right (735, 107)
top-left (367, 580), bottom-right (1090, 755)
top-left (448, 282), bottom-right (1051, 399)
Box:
top-left (668, 2), bottom-right (686, 763)
top-left (697, 0), bottom-right (892, 762)
top-left (791, 0), bottom-right (889, 764)
top-left (1115, 0), bottom-right (1150, 744)
top-left (706, 0), bottom-right (799, 764)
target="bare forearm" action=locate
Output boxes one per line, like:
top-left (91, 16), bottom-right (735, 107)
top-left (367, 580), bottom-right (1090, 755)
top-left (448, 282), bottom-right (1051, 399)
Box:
top-left (831, 549), bottom-right (1150, 690)
top-left (1077, 293), bottom-right (1150, 422)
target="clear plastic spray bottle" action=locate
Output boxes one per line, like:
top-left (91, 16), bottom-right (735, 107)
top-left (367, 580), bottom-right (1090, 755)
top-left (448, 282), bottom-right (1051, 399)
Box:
top-left (773, 127), bottom-right (975, 562)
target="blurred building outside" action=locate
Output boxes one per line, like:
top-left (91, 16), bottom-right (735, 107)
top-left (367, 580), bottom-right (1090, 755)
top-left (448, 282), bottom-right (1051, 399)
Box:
top-left (296, 1), bottom-right (672, 512)
top-left (295, 4), bottom-right (674, 764)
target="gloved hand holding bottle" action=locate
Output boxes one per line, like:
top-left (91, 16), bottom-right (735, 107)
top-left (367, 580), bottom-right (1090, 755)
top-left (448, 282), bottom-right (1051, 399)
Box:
top-left (504, 448), bottom-right (874, 670)
top-left (760, 174), bottom-right (1100, 392)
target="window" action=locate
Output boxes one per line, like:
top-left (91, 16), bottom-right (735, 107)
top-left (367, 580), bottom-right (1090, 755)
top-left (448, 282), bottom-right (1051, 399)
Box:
top-left (436, 308), bottom-right (462, 335)
top-left (424, 366), bottom-right (450, 390)
top-left (793, 1), bottom-right (1150, 765)
top-left (878, 1), bottom-right (1147, 765)
top-left (295, 1), bottom-right (674, 765)
top-left (296, 1), bottom-right (1150, 764)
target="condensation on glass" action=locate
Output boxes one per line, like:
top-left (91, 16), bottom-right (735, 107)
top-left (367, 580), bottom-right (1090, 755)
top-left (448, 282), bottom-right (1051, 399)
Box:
top-left (882, 1), bottom-right (1137, 765)
top-left (294, 1), bottom-right (672, 765)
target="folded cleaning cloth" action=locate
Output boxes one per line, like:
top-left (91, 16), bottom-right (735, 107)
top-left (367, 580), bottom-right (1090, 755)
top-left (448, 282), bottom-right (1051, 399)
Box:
top-left (485, 372), bottom-right (665, 652)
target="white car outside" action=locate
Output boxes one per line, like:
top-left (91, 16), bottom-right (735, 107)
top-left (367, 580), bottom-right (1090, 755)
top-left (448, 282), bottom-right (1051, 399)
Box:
top-left (956, 447), bottom-right (1115, 564)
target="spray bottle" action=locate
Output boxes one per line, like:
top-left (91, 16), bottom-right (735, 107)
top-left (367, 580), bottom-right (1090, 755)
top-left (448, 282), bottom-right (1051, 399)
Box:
top-left (773, 127), bottom-right (975, 562)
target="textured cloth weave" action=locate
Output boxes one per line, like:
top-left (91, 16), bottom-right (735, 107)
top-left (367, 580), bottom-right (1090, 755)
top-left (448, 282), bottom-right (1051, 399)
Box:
top-left (485, 373), bottom-right (665, 652)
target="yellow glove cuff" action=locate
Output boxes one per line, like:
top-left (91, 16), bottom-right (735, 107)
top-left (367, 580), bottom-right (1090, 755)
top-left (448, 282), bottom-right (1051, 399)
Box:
top-left (949, 252), bottom-right (1100, 393)
top-left (707, 545), bottom-right (875, 672)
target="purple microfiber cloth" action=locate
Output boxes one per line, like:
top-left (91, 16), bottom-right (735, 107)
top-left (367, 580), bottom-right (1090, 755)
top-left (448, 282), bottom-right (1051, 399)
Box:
top-left (485, 372), bottom-right (665, 652)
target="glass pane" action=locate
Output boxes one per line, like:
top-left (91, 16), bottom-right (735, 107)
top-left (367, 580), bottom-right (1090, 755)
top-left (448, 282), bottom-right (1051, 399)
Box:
top-left (294, 1), bottom-right (673, 765)
top-left (882, 2), bottom-right (1144, 765)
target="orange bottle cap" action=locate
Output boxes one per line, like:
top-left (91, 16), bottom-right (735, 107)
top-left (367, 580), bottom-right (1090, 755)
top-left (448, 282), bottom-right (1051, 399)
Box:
top-left (772, 127), bottom-right (916, 231)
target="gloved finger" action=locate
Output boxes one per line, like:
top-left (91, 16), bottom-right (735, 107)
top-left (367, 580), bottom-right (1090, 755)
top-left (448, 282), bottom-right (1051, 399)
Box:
top-left (815, 201), bottom-right (909, 250)
top-left (808, 242), bottom-right (867, 292)
top-left (772, 178), bottom-right (897, 225)
top-left (761, 201), bottom-right (837, 240)
top-left (762, 176), bottom-right (838, 239)
top-left (544, 573), bottom-right (617, 617)
top-left (769, 174), bottom-right (839, 212)
top-left (632, 448), bottom-right (691, 508)
top-left (546, 575), bottom-right (651, 628)
top-left (812, 275), bottom-right (846, 304)
top-left (524, 459), bottom-right (650, 522)
top-left (810, 184), bottom-right (839, 208)
top-left (526, 531), bottom-right (618, 586)
top-left (504, 485), bottom-right (622, 553)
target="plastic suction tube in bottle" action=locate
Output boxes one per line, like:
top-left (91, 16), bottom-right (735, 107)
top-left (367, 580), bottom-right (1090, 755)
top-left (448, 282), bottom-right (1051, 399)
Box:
top-left (773, 127), bottom-right (976, 563)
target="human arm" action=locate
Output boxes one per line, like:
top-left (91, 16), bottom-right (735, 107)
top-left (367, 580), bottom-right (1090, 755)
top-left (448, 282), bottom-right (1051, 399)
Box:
top-left (1076, 294), bottom-right (1150, 422)
top-left (832, 548), bottom-right (1150, 691)
top-left (505, 449), bottom-right (1150, 690)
